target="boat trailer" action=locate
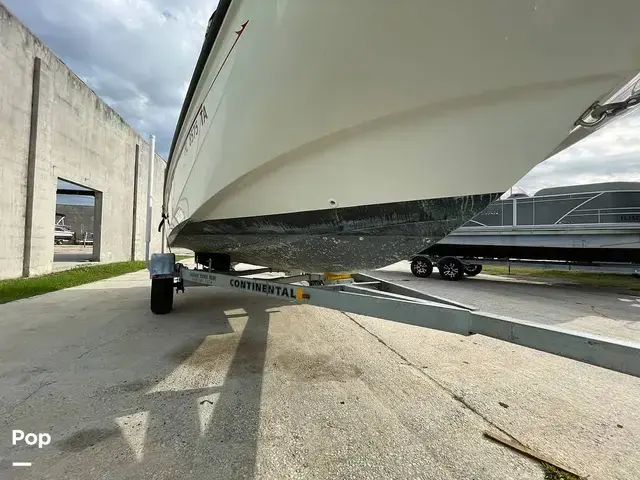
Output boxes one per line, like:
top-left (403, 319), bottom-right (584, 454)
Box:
top-left (149, 252), bottom-right (640, 379)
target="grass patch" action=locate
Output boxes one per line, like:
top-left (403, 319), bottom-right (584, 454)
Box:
top-left (542, 463), bottom-right (581, 480)
top-left (0, 254), bottom-right (195, 305)
top-left (0, 261), bottom-right (148, 305)
top-left (481, 265), bottom-right (640, 292)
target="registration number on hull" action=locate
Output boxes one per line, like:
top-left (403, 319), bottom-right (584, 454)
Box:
top-left (183, 106), bottom-right (209, 156)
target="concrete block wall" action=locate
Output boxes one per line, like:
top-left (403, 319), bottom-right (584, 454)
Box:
top-left (0, 3), bottom-right (168, 279)
top-left (0, 4), bottom-right (31, 279)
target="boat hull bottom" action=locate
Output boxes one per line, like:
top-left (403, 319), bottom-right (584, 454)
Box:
top-left (169, 193), bottom-right (502, 273)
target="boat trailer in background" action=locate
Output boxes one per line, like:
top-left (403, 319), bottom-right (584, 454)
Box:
top-left (408, 254), bottom-right (640, 281)
top-left (149, 252), bottom-right (640, 379)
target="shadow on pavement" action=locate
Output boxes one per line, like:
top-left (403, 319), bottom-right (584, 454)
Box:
top-left (1, 285), bottom-right (291, 479)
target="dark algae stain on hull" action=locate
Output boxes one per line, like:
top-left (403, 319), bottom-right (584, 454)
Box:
top-left (170, 193), bottom-right (501, 272)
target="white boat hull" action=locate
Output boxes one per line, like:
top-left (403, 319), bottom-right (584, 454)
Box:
top-left (165, 0), bottom-right (640, 272)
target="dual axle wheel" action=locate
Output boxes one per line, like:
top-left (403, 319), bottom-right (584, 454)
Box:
top-left (410, 256), bottom-right (482, 281)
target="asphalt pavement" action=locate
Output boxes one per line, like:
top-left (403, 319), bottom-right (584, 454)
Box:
top-left (1, 263), bottom-right (639, 480)
top-left (374, 261), bottom-right (640, 341)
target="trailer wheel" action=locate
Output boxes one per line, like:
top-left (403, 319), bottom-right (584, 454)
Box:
top-left (151, 278), bottom-right (174, 315)
top-left (464, 264), bottom-right (483, 276)
top-left (437, 257), bottom-right (465, 281)
top-left (410, 257), bottom-right (433, 278)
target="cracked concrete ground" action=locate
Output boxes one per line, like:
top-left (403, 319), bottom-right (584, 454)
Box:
top-left (1, 263), bottom-right (639, 479)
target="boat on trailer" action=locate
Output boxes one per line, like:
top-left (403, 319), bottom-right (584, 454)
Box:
top-left (162, 0), bottom-right (640, 274)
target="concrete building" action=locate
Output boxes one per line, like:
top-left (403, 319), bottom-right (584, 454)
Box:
top-left (0, 3), bottom-right (168, 279)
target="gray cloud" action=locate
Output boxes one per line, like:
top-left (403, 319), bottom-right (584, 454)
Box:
top-left (3, 0), bottom-right (218, 158)
top-left (516, 110), bottom-right (640, 194)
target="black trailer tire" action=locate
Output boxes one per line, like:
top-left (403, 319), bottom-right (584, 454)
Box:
top-left (410, 257), bottom-right (433, 278)
top-left (437, 257), bottom-right (465, 281)
top-left (464, 264), bottom-right (483, 276)
top-left (151, 278), bottom-right (174, 314)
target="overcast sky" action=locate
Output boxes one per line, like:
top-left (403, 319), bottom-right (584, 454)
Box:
top-left (5, 0), bottom-right (640, 197)
top-left (4, 0), bottom-right (217, 162)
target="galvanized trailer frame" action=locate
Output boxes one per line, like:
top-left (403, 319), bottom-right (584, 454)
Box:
top-left (149, 252), bottom-right (640, 379)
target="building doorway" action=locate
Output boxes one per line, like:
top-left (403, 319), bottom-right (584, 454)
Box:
top-left (53, 178), bottom-right (102, 267)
